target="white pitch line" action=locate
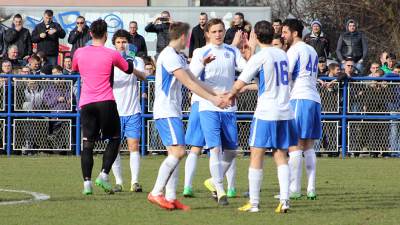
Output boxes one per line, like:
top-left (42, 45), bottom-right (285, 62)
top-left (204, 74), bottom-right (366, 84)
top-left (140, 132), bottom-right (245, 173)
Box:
top-left (0, 189), bottom-right (50, 206)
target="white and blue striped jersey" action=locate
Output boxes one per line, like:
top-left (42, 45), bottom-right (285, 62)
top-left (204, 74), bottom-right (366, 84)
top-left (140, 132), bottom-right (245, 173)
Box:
top-left (287, 41), bottom-right (321, 103)
top-left (238, 47), bottom-right (293, 121)
top-left (113, 57), bottom-right (144, 116)
top-left (190, 43), bottom-right (247, 112)
top-left (153, 46), bottom-right (188, 119)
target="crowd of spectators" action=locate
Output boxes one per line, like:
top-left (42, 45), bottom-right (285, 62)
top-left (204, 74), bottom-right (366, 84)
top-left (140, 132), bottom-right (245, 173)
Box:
top-left (0, 9), bottom-right (399, 154)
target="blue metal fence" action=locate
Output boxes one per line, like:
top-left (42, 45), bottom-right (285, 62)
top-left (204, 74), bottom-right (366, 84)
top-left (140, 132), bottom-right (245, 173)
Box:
top-left (1, 74), bottom-right (399, 158)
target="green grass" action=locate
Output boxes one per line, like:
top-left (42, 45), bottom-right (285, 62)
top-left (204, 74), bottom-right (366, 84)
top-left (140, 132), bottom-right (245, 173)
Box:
top-left (0, 155), bottom-right (399, 225)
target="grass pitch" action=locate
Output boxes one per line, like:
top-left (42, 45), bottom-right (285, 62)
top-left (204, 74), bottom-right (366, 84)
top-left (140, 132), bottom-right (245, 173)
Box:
top-left (0, 155), bottom-right (399, 225)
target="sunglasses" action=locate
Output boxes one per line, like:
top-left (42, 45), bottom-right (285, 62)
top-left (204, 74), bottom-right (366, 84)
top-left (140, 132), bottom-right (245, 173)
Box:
top-left (346, 65), bottom-right (354, 67)
top-left (76, 22), bottom-right (85, 24)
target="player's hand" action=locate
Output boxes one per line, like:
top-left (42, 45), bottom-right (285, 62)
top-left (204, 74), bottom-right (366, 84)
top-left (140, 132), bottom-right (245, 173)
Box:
top-left (202, 54), bottom-right (216, 66)
top-left (231, 30), bottom-right (243, 47)
top-left (40, 33), bottom-right (47, 38)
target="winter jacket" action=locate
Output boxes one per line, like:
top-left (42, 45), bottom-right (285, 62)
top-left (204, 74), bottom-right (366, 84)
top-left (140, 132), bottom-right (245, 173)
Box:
top-left (304, 31), bottom-right (330, 58)
top-left (336, 20), bottom-right (367, 62)
top-left (4, 27), bottom-right (32, 59)
top-left (67, 25), bottom-right (91, 58)
top-left (32, 21), bottom-right (66, 57)
top-left (189, 24), bottom-right (206, 58)
top-left (145, 22), bottom-right (170, 53)
top-left (130, 33), bottom-right (147, 57)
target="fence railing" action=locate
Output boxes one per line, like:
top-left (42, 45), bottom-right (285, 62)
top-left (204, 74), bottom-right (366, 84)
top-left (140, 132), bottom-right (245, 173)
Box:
top-left (1, 74), bottom-right (399, 158)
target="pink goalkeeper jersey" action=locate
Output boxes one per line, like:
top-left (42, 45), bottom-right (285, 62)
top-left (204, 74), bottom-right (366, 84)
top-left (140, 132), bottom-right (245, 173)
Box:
top-left (72, 45), bottom-right (129, 107)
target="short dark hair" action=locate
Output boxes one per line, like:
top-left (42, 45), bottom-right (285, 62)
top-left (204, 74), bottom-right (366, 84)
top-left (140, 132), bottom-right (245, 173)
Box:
top-left (200, 12), bottom-right (207, 17)
top-left (129, 21), bottom-right (137, 26)
top-left (90, 19), bottom-right (108, 39)
top-left (388, 53), bottom-right (397, 60)
top-left (254, 20), bottom-right (274, 44)
top-left (205, 18), bottom-right (225, 32)
top-left (169, 22), bottom-right (190, 40)
top-left (44, 9), bottom-right (53, 17)
top-left (235, 12), bottom-right (244, 20)
top-left (328, 63), bottom-right (340, 71)
top-left (52, 65), bottom-right (63, 72)
top-left (13, 14), bottom-right (22, 20)
top-left (161, 11), bottom-right (170, 16)
top-left (29, 54), bottom-right (41, 62)
top-left (345, 57), bottom-right (355, 63)
top-left (273, 19), bottom-right (282, 24)
top-left (64, 56), bottom-right (72, 61)
top-left (76, 16), bottom-right (85, 21)
top-left (282, 19), bottom-right (304, 38)
top-left (112, 29), bottom-right (132, 45)
top-left (272, 33), bottom-right (284, 44)
top-left (394, 64), bottom-right (400, 70)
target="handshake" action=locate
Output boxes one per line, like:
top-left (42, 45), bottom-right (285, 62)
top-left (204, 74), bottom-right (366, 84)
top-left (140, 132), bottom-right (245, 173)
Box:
top-left (211, 92), bottom-right (236, 109)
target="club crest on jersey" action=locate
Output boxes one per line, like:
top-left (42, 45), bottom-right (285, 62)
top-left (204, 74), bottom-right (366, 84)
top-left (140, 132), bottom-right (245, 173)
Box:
top-left (224, 52), bottom-right (231, 58)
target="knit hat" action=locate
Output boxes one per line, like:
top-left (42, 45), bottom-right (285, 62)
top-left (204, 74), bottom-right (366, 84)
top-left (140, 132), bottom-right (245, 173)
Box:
top-left (311, 20), bottom-right (322, 28)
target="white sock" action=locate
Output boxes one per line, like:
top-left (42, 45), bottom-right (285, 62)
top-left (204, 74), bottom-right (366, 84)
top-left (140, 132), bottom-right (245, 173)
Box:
top-left (130, 151), bottom-right (140, 184)
top-left (288, 150), bottom-right (303, 194)
top-left (226, 158), bottom-right (237, 190)
top-left (184, 152), bottom-right (198, 188)
top-left (277, 164), bottom-right (290, 201)
top-left (304, 149), bottom-right (317, 193)
top-left (99, 171), bottom-right (109, 181)
top-left (111, 153), bottom-right (123, 185)
top-left (165, 164), bottom-right (179, 201)
top-left (248, 167), bottom-right (263, 205)
top-left (84, 180), bottom-right (92, 189)
top-left (151, 155), bottom-right (179, 196)
top-left (209, 147), bottom-right (225, 195)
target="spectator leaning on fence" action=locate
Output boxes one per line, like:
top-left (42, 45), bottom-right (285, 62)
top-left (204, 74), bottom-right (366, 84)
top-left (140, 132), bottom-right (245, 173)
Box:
top-left (188, 12), bottom-right (208, 59)
top-left (336, 19), bottom-right (367, 73)
top-left (32, 9), bottom-right (66, 66)
top-left (68, 16), bottom-right (91, 59)
top-left (28, 54), bottom-right (41, 75)
top-left (369, 62), bottom-right (380, 76)
top-left (1, 60), bottom-right (12, 74)
top-left (4, 14), bottom-right (32, 60)
top-left (62, 56), bottom-right (74, 75)
top-left (145, 11), bottom-right (171, 58)
top-left (317, 56), bottom-right (328, 76)
top-left (381, 53), bottom-right (397, 74)
top-left (304, 20), bottom-right (330, 59)
top-left (128, 21), bottom-right (148, 57)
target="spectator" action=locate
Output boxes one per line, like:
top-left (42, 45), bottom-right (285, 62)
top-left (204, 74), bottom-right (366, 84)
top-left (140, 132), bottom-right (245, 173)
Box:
top-left (4, 14), bottom-right (32, 60)
top-left (5, 45), bottom-right (24, 68)
top-left (271, 33), bottom-right (284, 49)
top-left (145, 11), bottom-right (171, 58)
top-left (62, 56), bottom-right (74, 75)
top-left (0, 23), bottom-right (5, 58)
top-left (128, 21), bottom-right (147, 57)
top-left (143, 56), bottom-right (156, 75)
top-left (369, 62), bottom-right (380, 76)
top-left (327, 63), bottom-right (340, 77)
top-left (68, 16), bottom-right (90, 59)
top-left (272, 19), bottom-right (282, 34)
top-left (304, 20), bottom-right (330, 59)
top-left (381, 53), bottom-right (397, 74)
top-left (19, 66), bottom-right (30, 75)
top-left (336, 19), bottom-right (367, 73)
top-left (379, 51), bottom-right (388, 69)
top-left (28, 54), bottom-right (41, 75)
top-left (36, 51), bottom-right (53, 75)
top-left (1, 60), bottom-right (12, 74)
top-left (51, 65), bottom-right (63, 75)
top-left (23, 80), bottom-right (44, 111)
top-left (189, 12), bottom-right (208, 59)
top-left (224, 12), bottom-right (251, 45)
top-left (32, 9), bottom-right (66, 66)
top-left (318, 56), bottom-right (328, 75)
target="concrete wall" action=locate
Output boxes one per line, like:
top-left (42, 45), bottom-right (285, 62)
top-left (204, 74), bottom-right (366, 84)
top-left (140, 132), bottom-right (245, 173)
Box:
top-left (1, 6), bottom-right (271, 56)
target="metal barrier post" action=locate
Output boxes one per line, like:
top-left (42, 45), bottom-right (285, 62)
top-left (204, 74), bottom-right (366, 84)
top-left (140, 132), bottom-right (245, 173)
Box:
top-left (341, 80), bottom-right (348, 159)
top-left (141, 80), bottom-right (147, 156)
top-left (76, 76), bottom-right (81, 156)
top-left (6, 77), bottom-right (12, 156)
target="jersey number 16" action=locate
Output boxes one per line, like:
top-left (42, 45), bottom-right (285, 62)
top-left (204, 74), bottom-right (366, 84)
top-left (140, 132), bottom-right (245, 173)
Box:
top-left (274, 61), bottom-right (289, 86)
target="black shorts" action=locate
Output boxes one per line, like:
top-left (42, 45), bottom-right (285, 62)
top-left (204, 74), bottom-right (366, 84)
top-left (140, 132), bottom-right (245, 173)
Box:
top-left (80, 100), bottom-right (120, 141)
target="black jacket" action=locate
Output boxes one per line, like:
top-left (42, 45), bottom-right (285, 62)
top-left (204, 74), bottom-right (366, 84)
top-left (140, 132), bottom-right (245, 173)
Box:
top-left (130, 33), bottom-right (147, 57)
top-left (68, 25), bottom-right (91, 58)
top-left (0, 26), bottom-right (5, 56)
top-left (189, 24), bottom-right (206, 58)
top-left (145, 22), bottom-right (170, 53)
top-left (32, 21), bottom-right (66, 57)
top-left (224, 22), bottom-right (251, 45)
top-left (304, 31), bottom-right (330, 58)
top-left (336, 31), bottom-right (367, 62)
top-left (4, 27), bottom-right (32, 59)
